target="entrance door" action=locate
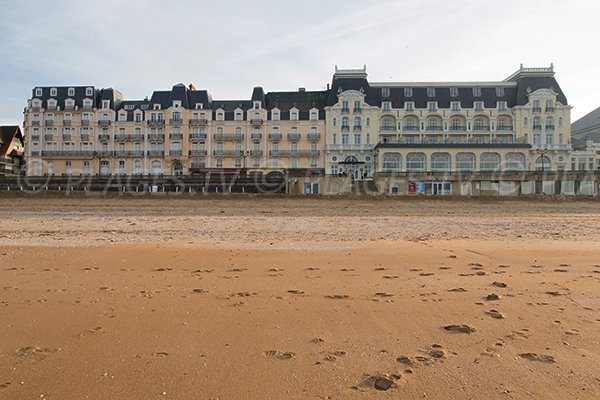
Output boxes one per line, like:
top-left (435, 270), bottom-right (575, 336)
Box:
top-left (461, 182), bottom-right (472, 196)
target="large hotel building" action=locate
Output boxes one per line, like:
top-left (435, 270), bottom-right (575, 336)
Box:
top-left (23, 64), bottom-right (584, 195)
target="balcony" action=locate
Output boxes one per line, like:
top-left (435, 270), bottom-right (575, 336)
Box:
top-left (353, 108), bottom-right (361, 113)
top-left (496, 126), bottom-right (514, 131)
top-left (191, 161), bottom-right (206, 169)
top-left (96, 151), bottom-right (113, 157)
top-left (82, 105), bottom-right (93, 110)
top-left (341, 108), bottom-right (350, 113)
top-left (403, 126), bottom-right (419, 131)
top-left (532, 125), bottom-right (542, 131)
top-left (63, 105), bottom-right (75, 111)
top-left (214, 134), bottom-right (243, 141)
top-left (545, 125), bottom-right (555, 131)
top-left (148, 134), bottom-right (165, 141)
top-left (473, 126), bottom-right (490, 132)
top-left (189, 150), bottom-right (207, 157)
top-left (147, 150), bottom-right (165, 157)
top-left (379, 126), bottom-right (396, 132)
top-left (130, 134), bottom-right (144, 142)
top-left (81, 119), bottom-right (91, 126)
top-left (80, 134), bottom-right (90, 142)
top-left (169, 133), bottom-right (183, 140)
top-left (44, 134), bottom-right (54, 141)
top-left (288, 133), bottom-right (301, 141)
top-left (269, 133), bottom-right (282, 141)
top-left (63, 119), bottom-right (72, 126)
top-left (113, 150), bottom-right (144, 157)
top-left (114, 150), bottom-right (128, 157)
top-left (31, 120), bottom-right (40, 126)
top-left (213, 150), bottom-right (240, 157)
top-left (325, 144), bottom-right (373, 152)
top-left (44, 120), bottom-right (54, 126)
top-left (31, 134), bottom-right (40, 141)
top-left (99, 134), bottom-right (110, 141)
top-left (353, 125), bottom-right (362, 131)
top-left (98, 120), bottom-right (111, 127)
top-left (308, 132), bottom-right (321, 141)
top-left (250, 150), bottom-right (262, 157)
top-left (190, 132), bottom-right (207, 140)
top-left (30, 151), bottom-right (40, 157)
top-left (147, 120), bottom-right (165, 126)
top-left (545, 107), bottom-right (555, 112)
top-left (115, 134), bottom-right (127, 142)
top-left (169, 150), bottom-right (183, 157)
top-left (273, 149), bottom-right (320, 157)
top-left (62, 134), bottom-right (72, 141)
top-left (341, 126), bottom-right (350, 132)
top-left (41, 151), bottom-right (95, 158)
top-left (251, 132), bottom-right (262, 141)
top-left (449, 125), bottom-right (466, 131)
top-left (426, 126), bottom-right (443, 131)
top-left (189, 118), bottom-right (208, 126)
top-left (169, 118), bottom-right (182, 126)
top-left (532, 107), bottom-right (542, 113)
top-left (46, 105), bottom-right (57, 111)
top-left (250, 118), bottom-right (263, 126)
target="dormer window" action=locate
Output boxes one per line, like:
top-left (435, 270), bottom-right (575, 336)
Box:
top-left (404, 88), bottom-right (412, 97)
top-left (196, 103), bottom-right (203, 109)
top-left (381, 88), bottom-right (390, 98)
top-left (135, 113), bottom-right (142, 122)
top-left (35, 88), bottom-right (42, 97)
top-left (496, 87), bottom-right (505, 97)
top-left (474, 101), bottom-right (484, 112)
top-left (86, 87), bottom-right (93, 96)
top-left (382, 102), bottom-right (391, 112)
top-left (102, 100), bottom-right (110, 109)
top-left (450, 87), bottom-right (458, 97)
top-left (310, 111), bottom-right (318, 121)
top-left (217, 112), bottom-right (224, 121)
top-left (153, 104), bottom-right (160, 110)
top-left (405, 102), bottom-right (414, 112)
top-left (427, 88), bottom-right (435, 97)
top-left (254, 101), bottom-right (260, 110)
top-left (451, 101), bottom-right (461, 112)
top-left (272, 111), bottom-right (280, 121)
top-left (119, 113), bottom-right (127, 122)
top-left (427, 101), bottom-right (438, 112)
top-left (235, 112), bottom-right (242, 121)
top-left (473, 87), bottom-right (482, 97)
top-left (50, 88), bottom-right (57, 97)
top-left (497, 101), bottom-right (507, 111)
top-left (291, 111), bottom-right (298, 121)
top-left (68, 88), bottom-right (75, 96)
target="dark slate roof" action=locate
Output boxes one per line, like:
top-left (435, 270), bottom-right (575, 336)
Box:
top-left (327, 77), bottom-right (378, 106)
top-left (572, 131), bottom-right (600, 149)
top-left (571, 106), bottom-right (600, 134)
top-left (375, 142), bottom-right (531, 150)
top-left (375, 86), bottom-right (519, 109)
top-left (188, 90), bottom-right (212, 108)
top-left (251, 87), bottom-right (265, 104)
top-left (514, 76), bottom-right (568, 106)
top-left (31, 86), bottom-right (101, 109)
top-left (116, 100), bottom-right (149, 122)
top-left (0, 126), bottom-right (24, 156)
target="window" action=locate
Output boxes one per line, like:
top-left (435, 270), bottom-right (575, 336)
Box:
top-left (545, 100), bottom-right (554, 112)
top-left (451, 102), bottom-right (460, 112)
top-left (354, 133), bottom-right (361, 144)
top-left (68, 88), bottom-right (75, 96)
top-left (381, 88), bottom-right (390, 98)
top-left (133, 160), bottom-right (141, 175)
top-left (310, 111), bottom-right (317, 121)
top-left (235, 112), bottom-right (242, 121)
top-left (406, 152), bottom-right (426, 172)
top-left (427, 102), bottom-right (438, 112)
top-left (431, 153), bottom-right (451, 171)
top-left (354, 116), bottom-right (361, 129)
top-left (254, 101), bottom-right (260, 110)
top-left (217, 112), bottom-right (224, 121)
top-left (291, 111), bottom-right (298, 120)
top-left (450, 87), bottom-right (458, 97)
top-left (382, 153), bottom-right (402, 172)
top-left (427, 88), bottom-right (435, 97)
top-left (545, 116), bottom-right (554, 130)
top-left (496, 87), bottom-right (505, 97)
top-left (35, 88), bottom-right (42, 97)
top-left (50, 88), bottom-right (57, 97)
top-left (354, 101), bottom-right (361, 113)
top-left (456, 153), bottom-right (475, 172)
top-left (497, 101), bottom-right (507, 111)
top-left (535, 156), bottom-right (551, 171)
top-left (480, 153), bottom-right (500, 171)
top-left (505, 153), bottom-right (525, 171)
top-left (532, 100), bottom-right (541, 112)
top-left (86, 87), bottom-right (93, 96)
top-left (341, 117), bottom-right (350, 130)
top-left (404, 88), bottom-right (412, 97)
top-left (272, 111), bottom-right (280, 121)
top-left (545, 134), bottom-right (554, 145)
top-left (474, 101), bottom-right (484, 112)
top-left (473, 87), bottom-right (481, 97)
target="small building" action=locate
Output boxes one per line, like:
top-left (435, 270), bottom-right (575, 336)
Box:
top-left (0, 125), bottom-right (25, 175)
top-left (571, 106), bottom-right (600, 171)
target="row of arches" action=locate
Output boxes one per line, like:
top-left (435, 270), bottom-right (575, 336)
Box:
top-left (380, 115), bottom-right (514, 130)
top-left (380, 152), bottom-right (540, 172)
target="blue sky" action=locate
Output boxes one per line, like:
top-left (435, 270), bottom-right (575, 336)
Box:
top-left (1, 0), bottom-right (598, 125)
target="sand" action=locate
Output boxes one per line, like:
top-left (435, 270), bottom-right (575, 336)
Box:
top-left (1, 195), bottom-right (599, 399)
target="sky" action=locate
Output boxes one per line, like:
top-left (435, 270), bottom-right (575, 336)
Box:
top-left (0, 0), bottom-right (598, 125)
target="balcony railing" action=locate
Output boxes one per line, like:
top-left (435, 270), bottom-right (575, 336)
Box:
top-left (308, 132), bottom-right (321, 141)
top-left (31, 134), bottom-right (40, 141)
top-left (63, 119), bottom-right (72, 126)
top-left (379, 126), bottom-right (396, 132)
top-left (63, 105), bottom-right (75, 111)
top-left (532, 107), bottom-right (542, 112)
top-left (31, 120), bottom-right (40, 126)
top-left (271, 149), bottom-right (318, 157)
top-left (545, 107), bottom-right (555, 112)
top-left (341, 126), bottom-right (350, 132)
top-left (449, 125), bottom-right (466, 131)
top-left (473, 125), bottom-right (490, 131)
top-left (251, 133), bottom-right (262, 141)
top-left (147, 120), bottom-right (165, 126)
top-left (115, 134), bottom-right (127, 142)
top-left (99, 134), bottom-right (110, 141)
top-left (189, 150), bottom-right (207, 157)
top-left (249, 150), bottom-right (262, 156)
top-left (44, 134), bottom-right (54, 141)
top-left (114, 150), bottom-right (144, 157)
top-left (81, 119), bottom-right (91, 126)
top-left (41, 151), bottom-right (95, 158)
top-left (426, 126), bottom-right (443, 131)
top-left (353, 108), bottom-right (361, 113)
top-left (269, 133), bottom-right (282, 141)
top-left (213, 150), bottom-right (240, 157)
top-left (80, 134), bottom-right (90, 142)
top-left (533, 125), bottom-right (542, 131)
top-left (325, 144), bottom-right (373, 151)
top-left (353, 125), bottom-right (362, 131)
top-left (62, 134), bottom-right (72, 141)
top-left (169, 150), bottom-right (182, 157)
top-left (250, 118), bottom-right (263, 126)
top-left (148, 134), bottom-right (165, 141)
top-left (147, 150), bottom-right (165, 157)
top-left (169, 118), bottom-right (182, 126)
top-left (288, 133), bottom-right (301, 141)
top-left (44, 120), bottom-right (54, 126)
top-left (403, 126), bottom-right (419, 131)
top-left (496, 126), bottom-right (514, 131)
top-left (129, 134), bottom-right (144, 142)
top-left (189, 118), bottom-right (208, 126)
top-left (190, 132), bottom-right (207, 140)
top-left (214, 134), bottom-right (243, 141)
top-left (545, 125), bottom-right (555, 131)
top-left (169, 133), bottom-right (183, 140)
top-left (341, 108), bottom-right (349, 113)
top-left (98, 120), bottom-right (111, 126)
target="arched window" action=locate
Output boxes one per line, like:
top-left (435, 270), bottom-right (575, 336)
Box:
top-left (450, 117), bottom-right (464, 131)
top-left (354, 116), bottom-right (361, 127)
top-left (505, 152), bottom-right (525, 171)
top-left (497, 116), bottom-right (511, 131)
top-left (456, 152), bottom-right (475, 172)
top-left (341, 117), bottom-right (349, 129)
top-left (382, 152), bottom-right (402, 172)
top-left (431, 152), bottom-right (451, 171)
top-left (545, 116), bottom-right (554, 130)
top-left (406, 152), bottom-right (426, 172)
top-left (535, 156), bottom-right (551, 171)
top-left (480, 152), bottom-right (500, 172)
top-left (173, 162), bottom-right (183, 176)
top-left (533, 116), bottom-right (541, 130)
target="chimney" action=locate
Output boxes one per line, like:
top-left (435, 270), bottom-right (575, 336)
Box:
top-left (299, 87), bottom-right (306, 92)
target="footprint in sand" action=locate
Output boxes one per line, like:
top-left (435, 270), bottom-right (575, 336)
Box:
top-left (355, 374), bottom-right (400, 392)
top-left (448, 288), bottom-right (467, 292)
top-left (426, 344), bottom-right (447, 359)
top-left (374, 267), bottom-right (389, 271)
top-left (419, 272), bottom-right (435, 276)
top-left (340, 268), bottom-right (355, 272)
top-left (16, 346), bottom-right (58, 360)
top-left (264, 350), bottom-right (295, 360)
top-left (305, 267), bottom-right (320, 271)
top-left (0, 383), bottom-right (10, 390)
top-left (325, 294), bottom-right (351, 300)
top-left (518, 353), bottom-right (556, 363)
top-left (152, 268), bottom-right (173, 272)
top-left (192, 289), bottom-right (208, 294)
top-left (287, 289), bottom-right (305, 295)
top-left (382, 275), bottom-right (399, 280)
top-left (374, 292), bottom-right (394, 297)
top-left (268, 268), bottom-right (284, 272)
top-left (443, 325), bottom-right (476, 334)
top-left (153, 352), bottom-right (169, 358)
top-left (485, 309), bottom-right (505, 319)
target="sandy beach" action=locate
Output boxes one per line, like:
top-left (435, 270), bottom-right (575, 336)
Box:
top-left (1, 195), bottom-right (599, 399)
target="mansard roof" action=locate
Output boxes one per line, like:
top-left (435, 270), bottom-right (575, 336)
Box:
top-left (31, 86), bottom-right (101, 109)
top-left (572, 106), bottom-right (600, 134)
